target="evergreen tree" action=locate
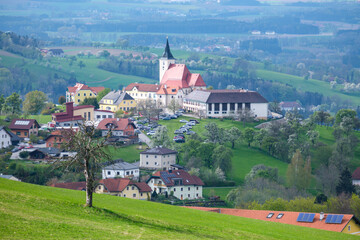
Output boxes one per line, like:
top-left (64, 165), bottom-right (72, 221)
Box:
top-left (336, 168), bottom-right (355, 196)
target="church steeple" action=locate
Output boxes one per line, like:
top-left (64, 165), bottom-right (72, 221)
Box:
top-left (159, 37), bottom-right (176, 83)
top-left (162, 38), bottom-right (175, 60)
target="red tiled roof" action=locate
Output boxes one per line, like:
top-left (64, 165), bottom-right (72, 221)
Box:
top-left (96, 118), bottom-right (132, 131)
top-left (156, 85), bottom-right (179, 95)
top-left (73, 105), bottom-right (95, 110)
top-left (90, 86), bottom-right (105, 94)
top-left (125, 83), bottom-right (160, 92)
top-left (160, 64), bottom-right (206, 89)
top-left (352, 167), bottom-right (360, 180)
top-left (51, 182), bottom-right (86, 191)
top-left (56, 116), bottom-right (83, 123)
top-left (95, 109), bottom-right (114, 113)
top-left (153, 170), bottom-right (204, 187)
top-left (9, 119), bottom-right (40, 130)
top-left (98, 178), bottom-right (131, 192)
top-left (133, 182), bottom-right (152, 192)
top-left (186, 207), bottom-right (354, 233)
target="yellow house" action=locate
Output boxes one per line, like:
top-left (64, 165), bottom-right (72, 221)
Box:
top-left (99, 90), bottom-right (136, 112)
top-left (95, 178), bottom-right (151, 201)
top-left (66, 83), bottom-right (104, 105)
top-left (342, 217), bottom-right (360, 235)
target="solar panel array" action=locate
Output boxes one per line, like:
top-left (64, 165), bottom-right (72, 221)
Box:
top-left (160, 172), bottom-right (176, 185)
top-left (297, 213), bottom-right (315, 223)
top-left (14, 120), bottom-right (30, 125)
top-left (325, 214), bottom-right (344, 224)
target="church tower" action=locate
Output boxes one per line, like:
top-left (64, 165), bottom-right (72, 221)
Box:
top-left (159, 38), bottom-right (176, 83)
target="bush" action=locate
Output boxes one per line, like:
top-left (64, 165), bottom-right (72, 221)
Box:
top-left (19, 151), bottom-right (29, 159)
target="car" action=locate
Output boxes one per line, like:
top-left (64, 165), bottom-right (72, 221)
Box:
top-left (183, 125), bottom-right (192, 129)
top-left (179, 119), bottom-right (188, 123)
top-left (170, 115), bottom-right (178, 119)
top-left (186, 122), bottom-right (196, 126)
top-left (174, 129), bottom-right (182, 134)
top-left (18, 146), bottom-right (25, 150)
top-left (135, 129), bottom-right (141, 134)
top-left (162, 117), bottom-right (171, 120)
top-left (147, 131), bottom-right (156, 136)
top-left (174, 138), bottom-right (185, 143)
top-left (186, 131), bottom-right (196, 135)
top-left (25, 145), bottom-right (33, 149)
top-left (176, 133), bottom-right (185, 138)
top-left (37, 140), bottom-right (45, 144)
top-left (11, 147), bottom-right (20, 153)
top-left (189, 119), bottom-right (200, 124)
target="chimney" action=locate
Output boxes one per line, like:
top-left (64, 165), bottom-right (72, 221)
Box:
top-left (65, 102), bottom-right (74, 117)
top-left (319, 212), bottom-right (324, 221)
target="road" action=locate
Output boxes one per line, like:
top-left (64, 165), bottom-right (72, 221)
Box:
top-left (138, 132), bottom-right (151, 147)
top-left (10, 143), bottom-right (46, 159)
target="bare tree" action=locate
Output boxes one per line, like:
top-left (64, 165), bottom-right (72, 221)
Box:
top-left (168, 99), bottom-right (181, 114)
top-left (234, 108), bottom-right (255, 127)
top-left (137, 99), bottom-right (163, 123)
top-left (60, 124), bottom-right (111, 207)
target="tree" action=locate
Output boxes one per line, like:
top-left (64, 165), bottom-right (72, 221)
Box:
top-left (243, 128), bottom-right (255, 147)
top-left (168, 99), bottom-right (180, 114)
top-left (100, 50), bottom-right (110, 58)
top-left (96, 88), bottom-right (111, 102)
top-left (287, 150), bottom-right (311, 190)
top-left (19, 151), bottom-right (29, 159)
top-left (335, 109), bottom-right (356, 125)
top-left (236, 109), bottom-right (255, 127)
top-left (312, 111), bottom-right (331, 125)
top-left (226, 127), bottom-right (242, 149)
top-left (60, 124), bottom-right (111, 207)
top-left (58, 96), bottom-right (66, 105)
top-left (79, 97), bottom-right (99, 109)
top-left (204, 122), bottom-right (224, 144)
top-left (212, 145), bottom-right (233, 174)
top-left (0, 94), bottom-right (4, 114)
top-left (151, 126), bottom-right (172, 148)
top-left (22, 90), bottom-right (47, 115)
top-left (78, 60), bottom-right (86, 69)
top-left (269, 101), bottom-right (281, 114)
top-left (137, 99), bottom-right (163, 123)
top-left (3, 92), bottom-right (22, 115)
top-left (336, 168), bottom-right (356, 196)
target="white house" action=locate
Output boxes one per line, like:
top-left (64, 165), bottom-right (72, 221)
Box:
top-left (147, 170), bottom-right (204, 200)
top-left (183, 89), bottom-right (269, 120)
top-left (352, 167), bottom-right (360, 186)
top-left (102, 160), bottom-right (140, 180)
top-left (140, 147), bottom-right (177, 170)
top-left (0, 126), bottom-right (12, 149)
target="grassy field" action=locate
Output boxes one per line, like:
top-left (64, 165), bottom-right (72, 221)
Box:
top-left (105, 144), bottom-right (145, 162)
top-left (0, 178), bottom-right (355, 240)
top-left (203, 187), bottom-right (236, 201)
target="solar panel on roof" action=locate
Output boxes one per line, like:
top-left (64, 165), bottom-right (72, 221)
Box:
top-left (15, 120), bottom-right (30, 125)
top-left (297, 213), bottom-right (315, 223)
top-left (325, 214), bottom-right (344, 224)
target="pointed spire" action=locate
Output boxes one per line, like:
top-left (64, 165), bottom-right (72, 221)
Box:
top-left (162, 38), bottom-right (175, 60)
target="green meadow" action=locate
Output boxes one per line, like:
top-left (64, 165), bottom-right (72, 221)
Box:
top-left (0, 178), bottom-right (355, 240)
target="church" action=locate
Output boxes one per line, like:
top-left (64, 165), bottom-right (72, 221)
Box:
top-left (125, 39), bottom-right (207, 107)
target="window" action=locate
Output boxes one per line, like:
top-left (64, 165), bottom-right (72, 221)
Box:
top-left (196, 193), bottom-right (199, 197)
top-left (267, 213), bottom-right (274, 218)
top-left (131, 186), bottom-right (134, 190)
top-left (78, 93), bottom-right (80, 96)
top-left (16, 132), bottom-right (20, 136)
top-left (146, 155), bottom-right (148, 158)
top-left (146, 162), bottom-right (148, 165)
top-left (159, 181), bottom-right (162, 184)
top-left (107, 171), bottom-right (111, 175)
top-left (181, 188), bottom-right (183, 191)
top-left (131, 171), bottom-right (133, 174)
top-left (84, 93), bottom-right (86, 96)
top-left (174, 188), bottom-right (176, 192)
top-left (348, 226), bottom-right (351, 231)
top-left (196, 187), bottom-right (199, 190)
top-left (127, 187), bottom-right (129, 190)
top-left (108, 115), bottom-right (112, 118)
top-left (97, 115), bottom-right (100, 119)
top-left (124, 194), bottom-right (126, 197)
top-left (222, 103), bottom-right (227, 111)
top-left (78, 99), bottom-right (80, 102)
top-left (126, 171), bottom-right (130, 175)
top-left (116, 171), bottom-right (120, 175)
top-left (102, 115), bottom-right (106, 118)
top-left (214, 103), bottom-right (219, 111)
top-left (88, 112), bottom-right (91, 120)
top-left (90, 93), bottom-right (92, 96)
top-left (245, 103), bottom-right (251, 110)
top-left (276, 213), bottom-right (284, 219)
top-left (24, 132), bottom-right (27, 136)
top-left (155, 162), bottom-right (158, 165)
top-left (188, 194), bottom-right (190, 198)
top-left (188, 187), bottom-right (190, 191)
top-left (155, 156), bottom-right (157, 158)
top-left (141, 193), bottom-right (143, 197)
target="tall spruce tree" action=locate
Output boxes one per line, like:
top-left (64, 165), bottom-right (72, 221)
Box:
top-left (336, 168), bottom-right (355, 196)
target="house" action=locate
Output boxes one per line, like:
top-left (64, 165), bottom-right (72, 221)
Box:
top-left (45, 130), bottom-right (64, 148)
top-left (0, 173), bottom-right (21, 181)
top-left (0, 126), bottom-right (12, 148)
top-left (279, 101), bottom-right (304, 112)
top-left (52, 102), bottom-right (84, 128)
top-left (186, 208), bottom-right (360, 235)
top-left (147, 170), bottom-right (204, 200)
top-left (94, 109), bottom-right (114, 122)
top-left (48, 49), bottom-right (64, 57)
top-left (97, 118), bottom-right (136, 137)
top-left (9, 119), bottom-right (40, 139)
top-left (352, 167), bottom-right (360, 186)
top-left (95, 178), bottom-right (151, 200)
top-left (183, 89), bottom-right (269, 119)
top-left (7, 131), bottom-right (21, 146)
top-left (99, 90), bottom-right (136, 112)
top-left (66, 83), bottom-right (104, 105)
top-left (73, 105), bottom-right (95, 122)
top-left (28, 147), bottom-right (61, 159)
top-left (102, 159), bottom-right (140, 180)
top-left (140, 147), bottom-right (177, 170)
top-left (51, 182), bottom-right (86, 191)
top-left (125, 83), bottom-right (160, 103)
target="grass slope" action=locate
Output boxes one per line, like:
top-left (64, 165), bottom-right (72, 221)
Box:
top-left (0, 179), bottom-right (355, 240)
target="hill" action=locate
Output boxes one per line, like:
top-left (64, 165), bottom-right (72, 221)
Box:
top-left (0, 178), bottom-right (355, 239)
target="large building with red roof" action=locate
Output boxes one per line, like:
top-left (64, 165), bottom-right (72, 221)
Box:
top-left (147, 169), bottom-right (204, 200)
top-left (66, 83), bottom-right (104, 105)
top-left (186, 207), bottom-right (360, 235)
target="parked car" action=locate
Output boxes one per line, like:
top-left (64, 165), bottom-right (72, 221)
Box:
top-left (147, 131), bottom-right (156, 136)
top-left (189, 119), bottom-right (200, 124)
top-left (170, 115), bottom-right (178, 119)
top-left (162, 117), bottom-right (171, 120)
top-left (186, 122), bottom-right (196, 126)
top-left (11, 147), bottom-right (20, 153)
top-left (174, 129), bottom-right (182, 134)
top-left (25, 145), bottom-right (33, 149)
top-left (179, 119), bottom-right (188, 123)
top-left (186, 131), bottom-right (196, 135)
top-left (135, 129), bottom-right (141, 134)
top-left (174, 138), bottom-right (185, 143)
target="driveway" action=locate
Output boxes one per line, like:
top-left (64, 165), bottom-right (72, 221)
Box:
top-left (138, 132), bottom-right (151, 147)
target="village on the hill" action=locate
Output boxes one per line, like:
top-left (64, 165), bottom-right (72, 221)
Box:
top-left (1, 39), bottom-right (360, 236)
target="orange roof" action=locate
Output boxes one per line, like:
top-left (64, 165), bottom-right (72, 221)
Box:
top-left (96, 118), bottom-right (133, 131)
top-left (156, 85), bottom-right (180, 95)
top-left (125, 83), bottom-right (160, 92)
top-left (186, 207), bottom-right (355, 233)
top-left (160, 64), bottom-right (206, 89)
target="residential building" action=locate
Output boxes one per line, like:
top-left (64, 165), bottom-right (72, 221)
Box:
top-left (147, 170), bottom-right (204, 200)
top-left (9, 119), bottom-right (40, 138)
top-left (102, 160), bottom-right (140, 180)
top-left (73, 105), bottom-right (95, 122)
top-left (187, 207), bottom-right (360, 235)
top-left (0, 126), bottom-right (12, 148)
top-left (95, 178), bottom-right (151, 200)
top-left (183, 89), bottom-right (269, 119)
top-left (48, 49), bottom-right (64, 57)
top-left (94, 109), bottom-right (114, 122)
top-left (45, 130), bottom-right (64, 148)
top-left (66, 83), bottom-right (104, 105)
top-left (99, 90), bottom-right (136, 112)
top-left (97, 118), bottom-right (136, 137)
top-left (125, 83), bottom-right (160, 103)
top-left (52, 102), bottom-right (83, 128)
top-left (352, 167), bottom-right (360, 186)
top-left (0, 173), bottom-right (21, 181)
top-left (279, 101), bottom-right (304, 112)
top-left (140, 147), bottom-right (177, 170)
